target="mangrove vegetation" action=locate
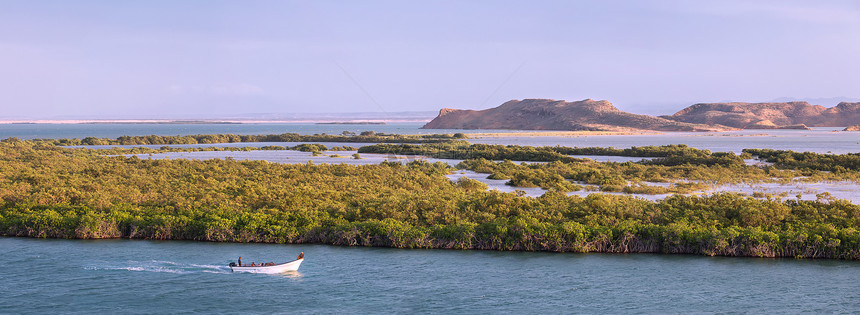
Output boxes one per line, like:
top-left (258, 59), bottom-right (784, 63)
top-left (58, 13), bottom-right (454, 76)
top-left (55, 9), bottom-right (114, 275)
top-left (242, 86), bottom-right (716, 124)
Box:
top-left (0, 139), bottom-right (858, 259)
top-left (43, 131), bottom-right (467, 146)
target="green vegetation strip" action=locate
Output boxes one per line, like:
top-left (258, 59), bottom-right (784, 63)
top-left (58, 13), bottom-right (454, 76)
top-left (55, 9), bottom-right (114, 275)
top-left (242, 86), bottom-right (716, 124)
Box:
top-left (39, 131), bottom-right (467, 146)
top-left (744, 149), bottom-right (860, 172)
top-left (0, 140), bottom-right (858, 259)
top-left (363, 143), bottom-right (860, 192)
top-left (77, 143), bottom-right (360, 156)
top-left (359, 143), bottom-right (744, 166)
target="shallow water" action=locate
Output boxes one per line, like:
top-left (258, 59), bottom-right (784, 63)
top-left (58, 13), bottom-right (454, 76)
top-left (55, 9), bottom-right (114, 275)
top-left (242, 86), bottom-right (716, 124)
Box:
top-left (72, 141), bottom-right (381, 150)
top-left (129, 150), bottom-right (860, 204)
top-left (129, 150), bottom-right (462, 167)
top-left (706, 181), bottom-right (860, 203)
top-left (447, 170), bottom-right (671, 200)
top-left (0, 122), bottom-right (506, 140)
top-left (5, 123), bottom-right (860, 154)
top-left (446, 170), bottom-right (548, 197)
top-left (469, 128), bottom-right (860, 154)
top-left (2, 237), bottom-right (858, 314)
top-left (570, 155), bottom-right (655, 163)
top-left (447, 170), bottom-right (860, 204)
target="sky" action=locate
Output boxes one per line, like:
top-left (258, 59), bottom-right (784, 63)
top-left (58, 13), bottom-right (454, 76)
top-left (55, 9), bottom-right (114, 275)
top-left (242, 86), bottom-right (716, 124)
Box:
top-left (1, 0), bottom-right (859, 119)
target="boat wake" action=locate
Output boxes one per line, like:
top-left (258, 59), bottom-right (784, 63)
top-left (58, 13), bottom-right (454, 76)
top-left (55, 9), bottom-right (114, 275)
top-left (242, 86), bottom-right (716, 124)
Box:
top-left (85, 260), bottom-right (233, 274)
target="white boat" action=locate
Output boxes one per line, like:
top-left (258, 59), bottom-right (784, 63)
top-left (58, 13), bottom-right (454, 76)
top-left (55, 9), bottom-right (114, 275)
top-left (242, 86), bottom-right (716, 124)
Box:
top-left (230, 258), bottom-right (304, 274)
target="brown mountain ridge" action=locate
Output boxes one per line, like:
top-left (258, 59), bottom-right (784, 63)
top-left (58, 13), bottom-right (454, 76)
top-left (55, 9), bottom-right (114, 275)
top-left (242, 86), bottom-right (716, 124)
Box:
top-left (422, 99), bottom-right (732, 132)
top-left (422, 99), bottom-right (860, 131)
top-left (661, 101), bottom-right (860, 129)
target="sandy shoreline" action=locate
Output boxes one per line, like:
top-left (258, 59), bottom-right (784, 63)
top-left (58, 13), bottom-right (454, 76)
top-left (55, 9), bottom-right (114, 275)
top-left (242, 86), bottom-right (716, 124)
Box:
top-left (466, 130), bottom-right (662, 137)
top-left (0, 119), bottom-right (432, 124)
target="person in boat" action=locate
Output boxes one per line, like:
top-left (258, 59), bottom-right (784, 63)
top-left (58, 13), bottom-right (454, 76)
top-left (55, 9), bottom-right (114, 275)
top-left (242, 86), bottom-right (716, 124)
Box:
top-left (238, 257), bottom-right (242, 267)
top-left (297, 252), bottom-right (304, 260)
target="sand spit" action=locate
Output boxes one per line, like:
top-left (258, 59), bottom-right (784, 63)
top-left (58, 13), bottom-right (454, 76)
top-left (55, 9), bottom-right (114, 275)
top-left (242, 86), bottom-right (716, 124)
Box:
top-left (466, 131), bottom-right (662, 138)
top-left (0, 119), bottom-right (431, 124)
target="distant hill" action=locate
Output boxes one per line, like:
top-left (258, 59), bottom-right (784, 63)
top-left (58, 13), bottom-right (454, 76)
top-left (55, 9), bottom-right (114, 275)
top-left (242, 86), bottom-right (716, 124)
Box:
top-left (421, 99), bottom-right (733, 132)
top-left (769, 97), bottom-right (860, 106)
top-left (662, 102), bottom-right (860, 129)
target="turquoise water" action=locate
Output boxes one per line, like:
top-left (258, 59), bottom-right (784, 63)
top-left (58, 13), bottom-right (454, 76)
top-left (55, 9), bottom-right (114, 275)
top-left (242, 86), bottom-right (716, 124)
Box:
top-left (2, 237), bottom-right (858, 314)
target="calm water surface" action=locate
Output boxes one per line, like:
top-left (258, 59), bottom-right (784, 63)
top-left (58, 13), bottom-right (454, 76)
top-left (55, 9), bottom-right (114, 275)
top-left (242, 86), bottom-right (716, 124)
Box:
top-left (2, 238), bottom-right (858, 314)
top-left (470, 128), bottom-right (860, 154)
top-left (0, 123), bottom-right (503, 140)
top-left (3, 123), bottom-right (859, 154)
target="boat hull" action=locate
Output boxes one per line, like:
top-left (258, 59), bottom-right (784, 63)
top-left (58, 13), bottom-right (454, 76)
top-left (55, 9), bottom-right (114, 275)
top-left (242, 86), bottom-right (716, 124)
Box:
top-left (230, 259), bottom-right (303, 273)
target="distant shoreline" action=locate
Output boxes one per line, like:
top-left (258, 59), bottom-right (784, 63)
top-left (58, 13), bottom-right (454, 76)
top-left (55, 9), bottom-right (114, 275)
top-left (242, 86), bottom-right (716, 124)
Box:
top-left (316, 122), bottom-right (387, 125)
top-left (466, 130), bottom-right (662, 137)
top-left (0, 119), bottom-right (430, 125)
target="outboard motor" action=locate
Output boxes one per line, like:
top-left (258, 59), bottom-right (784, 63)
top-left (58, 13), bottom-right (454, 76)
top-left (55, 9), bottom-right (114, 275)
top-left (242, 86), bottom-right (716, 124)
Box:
top-left (229, 262), bottom-right (236, 267)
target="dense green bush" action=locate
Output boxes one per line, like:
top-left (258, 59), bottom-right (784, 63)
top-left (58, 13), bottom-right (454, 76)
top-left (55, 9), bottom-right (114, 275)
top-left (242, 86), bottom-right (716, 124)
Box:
top-left (1, 140), bottom-right (858, 259)
top-left (47, 132), bottom-right (466, 146)
top-left (358, 143), bottom-right (742, 166)
top-left (744, 149), bottom-right (860, 172)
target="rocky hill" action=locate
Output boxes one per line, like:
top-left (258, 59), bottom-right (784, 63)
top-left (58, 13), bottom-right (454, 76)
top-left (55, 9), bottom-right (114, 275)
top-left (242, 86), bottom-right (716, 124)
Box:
top-left (662, 102), bottom-right (860, 129)
top-left (421, 99), bottom-right (732, 132)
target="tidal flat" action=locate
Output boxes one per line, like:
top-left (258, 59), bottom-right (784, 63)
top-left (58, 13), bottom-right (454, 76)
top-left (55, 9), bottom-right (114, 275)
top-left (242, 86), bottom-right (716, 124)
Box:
top-left (129, 149), bottom-right (860, 204)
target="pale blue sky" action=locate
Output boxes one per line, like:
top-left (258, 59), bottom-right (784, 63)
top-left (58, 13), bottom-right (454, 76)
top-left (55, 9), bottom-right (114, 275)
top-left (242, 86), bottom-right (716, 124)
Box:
top-left (1, 0), bottom-right (859, 119)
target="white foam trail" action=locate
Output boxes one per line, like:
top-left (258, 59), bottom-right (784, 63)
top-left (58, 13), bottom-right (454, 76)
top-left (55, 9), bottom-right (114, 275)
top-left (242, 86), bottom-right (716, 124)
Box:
top-left (85, 261), bottom-right (232, 274)
top-left (90, 266), bottom-right (190, 274)
top-left (190, 264), bottom-right (226, 269)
